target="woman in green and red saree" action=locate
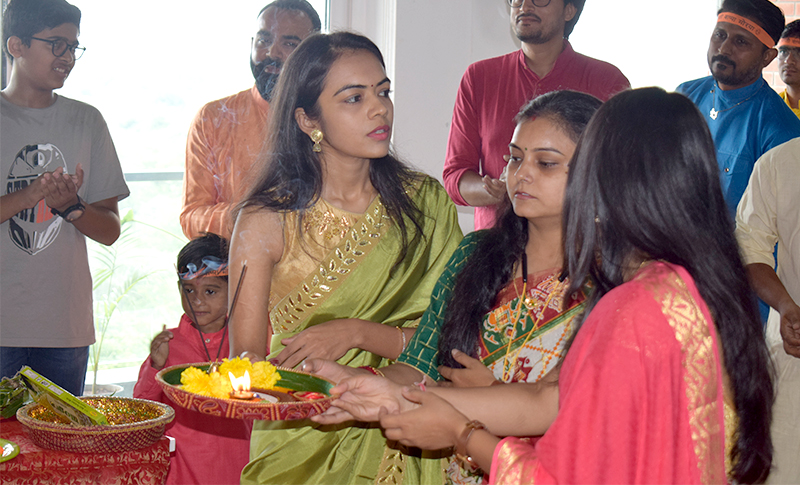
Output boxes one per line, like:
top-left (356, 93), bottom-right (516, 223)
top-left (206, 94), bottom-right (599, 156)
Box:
top-left (228, 32), bottom-right (462, 484)
top-left (397, 90), bottom-right (600, 485)
top-left (308, 90), bottom-right (603, 484)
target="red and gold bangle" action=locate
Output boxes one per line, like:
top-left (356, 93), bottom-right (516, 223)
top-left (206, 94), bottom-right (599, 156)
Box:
top-left (455, 420), bottom-right (486, 472)
top-left (358, 365), bottom-right (386, 378)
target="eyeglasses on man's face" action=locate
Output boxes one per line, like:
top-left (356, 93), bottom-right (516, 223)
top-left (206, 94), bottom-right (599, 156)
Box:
top-left (778, 46), bottom-right (800, 61)
top-left (30, 37), bottom-right (86, 60)
top-left (508, 0), bottom-right (553, 8)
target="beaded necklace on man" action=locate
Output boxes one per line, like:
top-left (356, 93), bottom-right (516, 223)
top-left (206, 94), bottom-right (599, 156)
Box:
top-left (709, 81), bottom-right (763, 120)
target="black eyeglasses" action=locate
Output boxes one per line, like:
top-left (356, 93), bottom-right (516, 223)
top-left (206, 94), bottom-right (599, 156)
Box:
top-left (30, 37), bottom-right (86, 60)
top-left (508, 0), bottom-right (552, 7)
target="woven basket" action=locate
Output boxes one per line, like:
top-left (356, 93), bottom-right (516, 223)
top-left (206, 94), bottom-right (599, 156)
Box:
top-left (16, 397), bottom-right (174, 453)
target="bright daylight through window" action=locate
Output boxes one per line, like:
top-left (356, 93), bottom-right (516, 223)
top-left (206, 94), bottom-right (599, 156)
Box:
top-left (50, 0), bottom-right (327, 391)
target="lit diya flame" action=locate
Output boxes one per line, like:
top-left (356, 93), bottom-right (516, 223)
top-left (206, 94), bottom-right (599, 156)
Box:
top-left (228, 370), bottom-right (255, 400)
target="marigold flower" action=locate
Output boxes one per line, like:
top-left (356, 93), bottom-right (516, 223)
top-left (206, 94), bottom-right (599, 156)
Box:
top-left (180, 357), bottom-right (281, 399)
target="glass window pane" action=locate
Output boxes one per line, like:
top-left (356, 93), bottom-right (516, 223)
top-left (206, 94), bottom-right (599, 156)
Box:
top-left (56, 1), bottom-right (327, 385)
top-left (87, 180), bottom-right (186, 380)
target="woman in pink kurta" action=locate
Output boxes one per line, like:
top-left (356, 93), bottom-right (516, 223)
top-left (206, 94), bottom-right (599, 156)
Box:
top-left (490, 262), bottom-right (733, 484)
top-left (375, 88), bottom-right (775, 484)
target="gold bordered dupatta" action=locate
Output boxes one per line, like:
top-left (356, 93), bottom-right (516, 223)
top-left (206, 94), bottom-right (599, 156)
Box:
top-left (640, 264), bottom-right (730, 483)
top-left (269, 195), bottom-right (390, 335)
top-left (488, 263), bottom-right (731, 485)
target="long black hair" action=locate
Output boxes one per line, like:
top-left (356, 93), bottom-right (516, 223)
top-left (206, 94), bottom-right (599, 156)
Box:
top-left (437, 90), bottom-right (601, 369)
top-left (239, 32), bottom-right (423, 265)
top-left (563, 87), bottom-right (773, 483)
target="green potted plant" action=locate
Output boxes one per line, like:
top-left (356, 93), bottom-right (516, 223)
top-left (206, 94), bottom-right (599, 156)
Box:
top-left (86, 210), bottom-right (157, 396)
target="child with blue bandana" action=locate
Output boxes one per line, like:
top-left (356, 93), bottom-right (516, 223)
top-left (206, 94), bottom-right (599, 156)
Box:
top-left (134, 233), bottom-right (251, 485)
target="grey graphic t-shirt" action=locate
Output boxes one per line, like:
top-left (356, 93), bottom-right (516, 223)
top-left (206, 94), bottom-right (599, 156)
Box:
top-left (1, 95), bottom-right (129, 347)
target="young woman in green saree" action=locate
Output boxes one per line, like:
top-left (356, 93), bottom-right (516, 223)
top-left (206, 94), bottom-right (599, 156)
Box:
top-left (308, 90), bottom-right (603, 484)
top-left (227, 32), bottom-right (462, 484)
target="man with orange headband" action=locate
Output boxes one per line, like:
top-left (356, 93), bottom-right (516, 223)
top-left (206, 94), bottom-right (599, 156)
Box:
top-left (442, 0), bottom-right (629, 230)
top-left (778, 20), bottom-right (800, 118)
top-left (677, 0), bottom-right (800, 217)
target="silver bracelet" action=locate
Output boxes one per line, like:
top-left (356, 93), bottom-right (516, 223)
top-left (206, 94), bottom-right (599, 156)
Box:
top-left (397, 327), bottom-right (406, 354)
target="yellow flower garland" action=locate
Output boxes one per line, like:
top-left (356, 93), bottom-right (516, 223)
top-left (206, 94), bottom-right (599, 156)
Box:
top-left (180, 357), bottom-right (281, 398)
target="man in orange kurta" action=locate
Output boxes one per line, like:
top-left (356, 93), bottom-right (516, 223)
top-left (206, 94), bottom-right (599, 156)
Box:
top-left (180, 0), bottom-right (320, 239)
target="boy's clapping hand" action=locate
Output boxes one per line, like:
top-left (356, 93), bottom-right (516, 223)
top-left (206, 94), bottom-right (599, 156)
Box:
top-left (150, 324), bottom-right (174, 370)
top-left (42, 164), bottom-right (84, 212)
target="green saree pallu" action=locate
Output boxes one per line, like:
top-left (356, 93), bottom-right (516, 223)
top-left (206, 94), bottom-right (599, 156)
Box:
top-left (241, 176), bottom-right (463, 485)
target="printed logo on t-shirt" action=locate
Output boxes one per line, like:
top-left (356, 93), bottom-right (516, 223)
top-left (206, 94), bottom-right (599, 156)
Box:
top-left (4, 144), bottom-right (65, 255)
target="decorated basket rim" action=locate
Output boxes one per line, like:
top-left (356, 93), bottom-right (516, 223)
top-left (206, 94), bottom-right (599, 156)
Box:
top-left (16, 396), bottom-right (175, 433)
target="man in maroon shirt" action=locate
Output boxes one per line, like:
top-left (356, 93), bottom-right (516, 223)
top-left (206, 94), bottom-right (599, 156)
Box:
top-left (443, 0), bottom-right (629, 230)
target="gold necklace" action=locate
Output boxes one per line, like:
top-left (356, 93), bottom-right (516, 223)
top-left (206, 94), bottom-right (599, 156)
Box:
top-left (502, 254), bottom-right (563, 382)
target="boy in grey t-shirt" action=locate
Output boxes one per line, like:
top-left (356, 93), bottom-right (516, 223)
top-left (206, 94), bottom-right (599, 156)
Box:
top-left (0, 0), bottom-right (129, 395)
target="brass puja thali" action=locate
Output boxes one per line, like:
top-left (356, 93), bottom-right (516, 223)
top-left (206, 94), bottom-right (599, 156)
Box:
top-left (16, 397), bottom-right (174, 453)
top-left (156, 362), bottom-right (337, 421)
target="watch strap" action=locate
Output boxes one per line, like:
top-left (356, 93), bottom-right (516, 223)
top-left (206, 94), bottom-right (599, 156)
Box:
top-left (50, 196), bottom-right (85, 222)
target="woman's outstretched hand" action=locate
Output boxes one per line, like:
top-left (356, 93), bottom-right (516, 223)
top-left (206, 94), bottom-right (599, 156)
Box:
top-left (311, 373), bottom-right (412, 424)
top-left (301, 358), bottom-right (363, 384)
top-left (275, 319), bottom-right (364, 368)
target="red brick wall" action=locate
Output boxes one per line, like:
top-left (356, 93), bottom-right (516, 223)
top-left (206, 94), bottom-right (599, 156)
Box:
top-left (766, 1), bottom-right (800, 89)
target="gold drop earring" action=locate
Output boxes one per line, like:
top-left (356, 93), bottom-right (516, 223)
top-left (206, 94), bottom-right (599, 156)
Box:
top-left (310, 129), bottom-right (324, 153)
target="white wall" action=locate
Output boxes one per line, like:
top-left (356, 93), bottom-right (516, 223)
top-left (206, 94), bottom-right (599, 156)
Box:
top-left (570, 0), bottom-right (718, 89)
top-left (333, 0), bottom-right (518, 231)
top-left (324, 0), bottom-right (721, 232)
top-left (394, 1), bottom-right (518, 232)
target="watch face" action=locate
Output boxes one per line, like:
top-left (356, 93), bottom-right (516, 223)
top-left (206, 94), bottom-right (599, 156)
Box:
top-left (64, 207), bottom-right (85, 222)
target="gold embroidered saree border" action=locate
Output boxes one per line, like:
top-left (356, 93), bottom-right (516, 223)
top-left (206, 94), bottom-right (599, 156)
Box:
top-left (376, 445), bottom-right (406, 485)
top-left (374, 444), bottom-right (447, 485)
top-left (492, 438), bottom-right (539, 485)
top-left (643, 267), bottom-right (724, 485)
top-left (270, 197), bottom-right (390, 334)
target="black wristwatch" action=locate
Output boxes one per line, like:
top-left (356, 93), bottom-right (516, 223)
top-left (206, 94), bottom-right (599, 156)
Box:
top-left (50, 196), bottom-right (86, 222)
